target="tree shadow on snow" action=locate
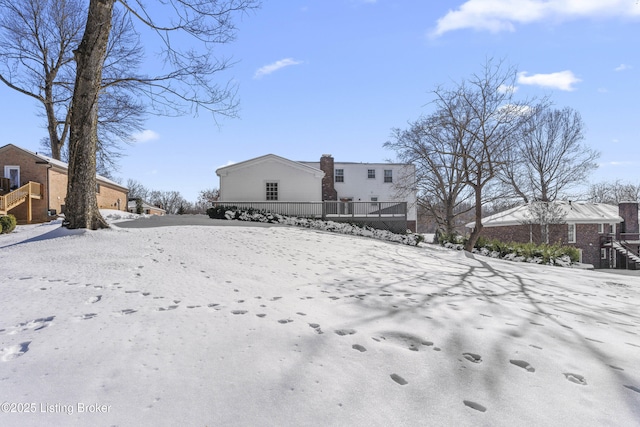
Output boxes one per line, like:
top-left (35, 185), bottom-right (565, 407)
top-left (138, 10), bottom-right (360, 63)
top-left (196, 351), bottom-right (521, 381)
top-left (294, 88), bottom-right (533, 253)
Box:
top-left (296, 242), bottom-right (640, 419)
top-left (0, 224), bottom-right (85, 249)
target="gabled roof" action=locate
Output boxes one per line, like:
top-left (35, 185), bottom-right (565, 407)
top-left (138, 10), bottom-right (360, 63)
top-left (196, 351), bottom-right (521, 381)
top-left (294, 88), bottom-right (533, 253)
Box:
top-left (467, 201), bottom-right (623, 228)
top-left (127, 199), bottom-right (166, 213)
top-left (216, 154), bottom-right (325, 178)
top-left (0, 144), bottom-right (127, 191)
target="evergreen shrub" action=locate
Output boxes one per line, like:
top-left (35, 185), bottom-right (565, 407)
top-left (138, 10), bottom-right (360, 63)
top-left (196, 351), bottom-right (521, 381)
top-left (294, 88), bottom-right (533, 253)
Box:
top-left (0, 214), bottom-right (17, 234)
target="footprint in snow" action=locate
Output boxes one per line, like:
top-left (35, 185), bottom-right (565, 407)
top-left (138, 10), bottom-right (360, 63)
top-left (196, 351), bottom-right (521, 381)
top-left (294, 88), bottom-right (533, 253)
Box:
top-left (77, 313), bottom-right (98, 320)
top-left (334, 329), bottom-right (357, 336)
top-left (157, 305), bottom-right (178, 311)
top-left (0, 342), bottom-right (31, 362)
top-left (352, 344), bottom-right (367, 352)
top-left (231, 310), bottom-right (247, 315)
top-left (463, 400), bottom-right (487, 412)
top-left (9, 316), bottom-right (55, 334)
top-left (563, 373), bottom-right (587, 385)
top-left (463, 353), bottom-right (482, 363)
top-left (624, 385), bottom-right (640, 394)
top-left (510, 360), bottom-right (535, 372)
top-left (86, 295), bottom-right (102, 304)
top-left (390, 374), bottom-right (408, 385)
top-left (278, 319), bottom-right (293, 324)
top-left (308, 323), bottom-right (323, 334)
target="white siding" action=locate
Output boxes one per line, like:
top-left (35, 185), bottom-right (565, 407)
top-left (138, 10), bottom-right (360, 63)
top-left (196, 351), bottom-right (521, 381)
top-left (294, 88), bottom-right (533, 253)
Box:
top-left (303, 162), bottom-right (417, 221)
top-left (218, 157), bottom-right (322, 202)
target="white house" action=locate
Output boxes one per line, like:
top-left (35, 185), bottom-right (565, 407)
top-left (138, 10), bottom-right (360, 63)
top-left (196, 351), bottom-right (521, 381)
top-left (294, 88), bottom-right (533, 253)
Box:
top-left (216, 154), bottom-right (324, 202)
top-left (216, 154), bottom-right (417, 231)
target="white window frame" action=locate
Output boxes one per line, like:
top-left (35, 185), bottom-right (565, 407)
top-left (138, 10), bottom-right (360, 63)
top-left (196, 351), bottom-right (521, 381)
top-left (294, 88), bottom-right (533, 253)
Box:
top-left (598, 223), bottom-right (604, 234)
top-left (4, 165), bottom-right (20, 189)
top-left (370, 196), bottom-right (378, 207)
top-left (601, 248), bottom-right (607, 259)
top-left (367, 169), bottom-right (375, 179)
top-left (384, 169), bottom-right (393, 183)
top-left (335, 169), bottom-right (344, 183)
top-left (568, 223), bottom-right (576, 243)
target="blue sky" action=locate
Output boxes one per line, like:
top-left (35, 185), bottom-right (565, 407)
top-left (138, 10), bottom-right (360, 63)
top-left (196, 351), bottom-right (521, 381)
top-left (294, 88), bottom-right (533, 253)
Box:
top-left (1, 0), bottom-right (639, 202)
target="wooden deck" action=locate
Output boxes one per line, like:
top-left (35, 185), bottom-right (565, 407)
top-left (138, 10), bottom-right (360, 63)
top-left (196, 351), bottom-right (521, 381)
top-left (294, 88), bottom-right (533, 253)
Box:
top-left (0, 182), bottom-right (43, 222)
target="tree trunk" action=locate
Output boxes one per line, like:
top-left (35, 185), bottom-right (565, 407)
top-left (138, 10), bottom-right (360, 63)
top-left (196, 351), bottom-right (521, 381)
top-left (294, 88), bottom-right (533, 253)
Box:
top-left (64, 0), bottom-right (114, 230)
top-left (44, 91), bottom-right (63, 160)
top-left (464, 185), bottom-right (483, 252)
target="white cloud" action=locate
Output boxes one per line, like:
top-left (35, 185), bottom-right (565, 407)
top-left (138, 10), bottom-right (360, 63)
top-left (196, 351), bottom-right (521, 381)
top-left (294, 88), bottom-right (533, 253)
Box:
top-left (606, 161), bottom-right (633, 166)
top-left (498, 84), bottom-right (519, 94)
top-left (254, 58), bottom-right (303, 79)
top-left (431, 0), bottom-right (640, 37)
top-left (615, 63), bottom-right (632, 71)
top-left (132, 129), bottom-right (160, 143)
top-left (517, 70), bottom-right (581, 91)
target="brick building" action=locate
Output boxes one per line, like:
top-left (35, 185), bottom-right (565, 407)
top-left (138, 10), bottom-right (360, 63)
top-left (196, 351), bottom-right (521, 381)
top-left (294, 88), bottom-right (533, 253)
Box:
top-left (0, 144), bottom-right (128, 223)
top-left (467, 201), bottom-right (640, 268)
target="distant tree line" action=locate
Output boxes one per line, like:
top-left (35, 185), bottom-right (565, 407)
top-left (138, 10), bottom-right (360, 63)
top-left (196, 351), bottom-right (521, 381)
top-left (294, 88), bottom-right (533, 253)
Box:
top-left (127, 179), bottom-right (219, 215)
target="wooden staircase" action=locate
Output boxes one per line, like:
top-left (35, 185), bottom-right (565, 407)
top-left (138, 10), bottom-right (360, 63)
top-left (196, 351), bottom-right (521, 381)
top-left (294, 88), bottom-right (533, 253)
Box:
top-left (0, 182), bottom-right (43, 221)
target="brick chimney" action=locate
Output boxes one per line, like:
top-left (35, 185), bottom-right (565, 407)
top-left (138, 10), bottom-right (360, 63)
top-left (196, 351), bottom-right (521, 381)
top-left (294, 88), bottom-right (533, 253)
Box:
top-left (320, 154), bottom-right (337, 201)
top-left (618, 201), bottom-right (639, 239)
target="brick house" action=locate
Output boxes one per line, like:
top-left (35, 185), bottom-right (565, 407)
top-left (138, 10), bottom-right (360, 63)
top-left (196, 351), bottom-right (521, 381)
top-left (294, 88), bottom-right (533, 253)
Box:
top-left (467, 201), bottom-right (640, 268)
top-left (0, 144), bottom-right (128, 223)
top-left (127, 199), bottom-right (166, 216)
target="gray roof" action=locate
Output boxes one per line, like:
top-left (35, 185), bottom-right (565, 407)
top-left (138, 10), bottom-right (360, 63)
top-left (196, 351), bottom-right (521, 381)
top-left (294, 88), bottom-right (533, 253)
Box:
top-left (467, 201), bottom-right (623, 228)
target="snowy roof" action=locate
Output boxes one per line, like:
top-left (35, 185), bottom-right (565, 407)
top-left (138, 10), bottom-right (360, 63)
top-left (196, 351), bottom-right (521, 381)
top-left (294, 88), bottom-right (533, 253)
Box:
top-left (216, 154), bottom-right (324, 178)
top-left (0, 144), bottom-right (128, 191)
top-left (127, 199), bottom-right (166, 213)
top-left (467, 201), bottom-right (623, 228)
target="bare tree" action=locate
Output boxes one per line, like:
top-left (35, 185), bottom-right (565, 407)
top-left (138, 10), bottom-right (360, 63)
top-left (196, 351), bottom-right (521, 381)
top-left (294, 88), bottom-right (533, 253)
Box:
top-left (385, 113), bottom-right (474, 237)
top-left (126, 179), bottom-right (150, 201)
top-left (501, 105), bottom-right (599, 203)
top-left (433, 59), bottom-right (533, 251)
top-left (64, 0), bottom-right (259, 229)
top-left (587, 180), bottom-right (640, 204)
top-left (149, 190), bottom-right (187, 215)
top-left (194, 188), bottom-right (220, 212)
top-left (0, 0), bottom-right (144, 168)
top-left (520, 201), bottom-right (567, 244)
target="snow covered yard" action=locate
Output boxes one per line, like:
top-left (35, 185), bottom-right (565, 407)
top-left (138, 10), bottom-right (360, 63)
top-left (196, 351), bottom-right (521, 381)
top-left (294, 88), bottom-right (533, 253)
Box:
top-left (1, 216), bottom-right (639, 426)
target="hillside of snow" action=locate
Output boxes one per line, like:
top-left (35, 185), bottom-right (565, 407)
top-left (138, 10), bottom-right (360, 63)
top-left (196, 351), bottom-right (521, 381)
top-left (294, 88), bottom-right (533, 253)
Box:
top-left (1, 215), bottom-right (639, 426)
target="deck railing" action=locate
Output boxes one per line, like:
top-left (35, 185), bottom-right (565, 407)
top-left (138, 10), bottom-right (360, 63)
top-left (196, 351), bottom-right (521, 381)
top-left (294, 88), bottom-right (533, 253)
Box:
top-left (0, 182), bottom-right (42, 213)
top-left (217, 201), bottom-right (407, 221)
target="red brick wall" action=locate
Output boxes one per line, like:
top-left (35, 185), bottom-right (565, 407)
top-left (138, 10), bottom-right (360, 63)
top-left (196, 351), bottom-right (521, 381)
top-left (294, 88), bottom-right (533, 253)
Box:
top-left (480, 222), bottom-right (604, 266)
top-left (1, 146), bottom-right (128, 222)
top-left (320, 155), bottom-right (337, 201)
top-left (48, 168), bottom-right (67, 214)
top-left (0, 147), bottom-right (50, 222)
